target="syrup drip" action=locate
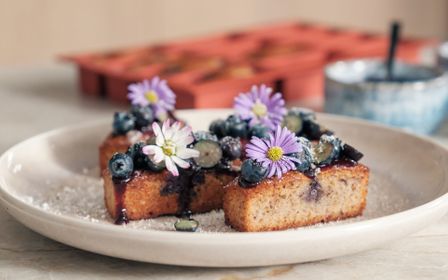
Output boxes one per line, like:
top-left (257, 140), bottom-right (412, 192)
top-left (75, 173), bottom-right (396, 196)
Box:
top-left (112, 177), bottom-right (130, 224)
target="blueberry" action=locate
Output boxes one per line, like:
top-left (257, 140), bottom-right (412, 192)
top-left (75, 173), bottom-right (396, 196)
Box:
top-left (289, 137), bottom-right (314, 172)
top-left (226, 114), bottom-right (244, 125)
top-left (228, 122), bottom-right (249, 138)
top-left (109, 153), bottom-right (134, 180)
top-left (313, 135), bottom-right (342, 165)
top-left (112, 112), bottom-right (135, 135)
top-left (220, 136), bottom-right (241, 160)
top-left (174, 218), bottom-right (199, 232)
top-left (289, 107), bottom-right (316, 121)
top-left (126, 142), bottom-right (146, 168)
top-left (193, 131), bottom-right (218, 142)
top-left (282, 114), bottom-right (303, 134)
top-left (342, 144), bottom-right (364, 162)
top-left (130, 106), bottom-right (154, 129)
top-left (209, 119), bottom-right (227, 138)
top-left (126, 142), bottom-right (153, 170)
top-left (193, 140), bottom-right (222, 168)
top-left (240, 159), bottom-right (268, 185)
top-left (249, 124), bottom-right (270, 139)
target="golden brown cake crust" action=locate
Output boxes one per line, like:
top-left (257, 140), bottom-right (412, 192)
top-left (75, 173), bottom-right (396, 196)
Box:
top-left (103, 169), bottom-right (235, 221)
top-left (223, 164), bottom-right (369, 232)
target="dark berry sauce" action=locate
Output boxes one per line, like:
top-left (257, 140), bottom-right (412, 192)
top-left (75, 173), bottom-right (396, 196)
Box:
top-left (112, 177), bottom-right (130, 224)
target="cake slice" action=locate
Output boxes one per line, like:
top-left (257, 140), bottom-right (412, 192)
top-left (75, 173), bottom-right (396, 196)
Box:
top-left (103, 120), bottom-right (241, 224)
top-left (103, 169), bottom-right (234, 222)
top-left (223, 163), bottom-right (369, 232)
top-left (223, 125), bottom-right (369, 232)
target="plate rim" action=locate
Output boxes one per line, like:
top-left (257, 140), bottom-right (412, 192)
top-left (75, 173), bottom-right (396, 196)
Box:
top-left (1, 110), bottom-right (448, 243)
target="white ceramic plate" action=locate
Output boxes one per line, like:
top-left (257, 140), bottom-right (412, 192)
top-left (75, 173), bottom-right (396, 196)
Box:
top-left (1, 109), bottom-right (448, 267)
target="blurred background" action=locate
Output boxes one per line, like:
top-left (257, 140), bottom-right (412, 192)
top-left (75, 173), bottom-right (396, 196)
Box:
top-left (2, 0), bottom-right (447, 65)
top-left (2, 0), bottom-right (448, 138)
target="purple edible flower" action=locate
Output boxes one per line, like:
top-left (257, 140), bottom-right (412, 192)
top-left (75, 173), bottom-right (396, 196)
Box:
top-left (245, 125), bottom-right (302, 178)
top-left (234, 84), bottom-right (286, 129)
top-left (127, 76), bottom-right (176, 120)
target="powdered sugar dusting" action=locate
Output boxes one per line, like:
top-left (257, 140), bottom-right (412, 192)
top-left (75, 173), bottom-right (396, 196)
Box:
top-left (24, 167), bottom-right (413, 233)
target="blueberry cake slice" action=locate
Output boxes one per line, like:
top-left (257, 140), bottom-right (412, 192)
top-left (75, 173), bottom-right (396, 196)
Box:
top-left (102, 121), bottom-right (240, 225)
top-left (223, 126), bottom-right (369, 232)
top-left (99, 76), bottom-right (178, 170)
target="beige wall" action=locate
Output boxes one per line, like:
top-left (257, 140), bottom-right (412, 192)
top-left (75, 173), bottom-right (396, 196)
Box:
top-left (1, 0), bottom-right (447, 65)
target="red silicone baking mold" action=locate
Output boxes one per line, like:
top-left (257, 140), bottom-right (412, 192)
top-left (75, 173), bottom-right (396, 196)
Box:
top-left (63, 21), bottom-right (436, 108)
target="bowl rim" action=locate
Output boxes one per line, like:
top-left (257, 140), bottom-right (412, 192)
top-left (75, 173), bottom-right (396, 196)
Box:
top-left (324, 58), bottom-right (448, 90)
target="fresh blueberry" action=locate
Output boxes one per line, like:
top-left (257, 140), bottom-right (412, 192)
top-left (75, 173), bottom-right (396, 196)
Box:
top-left (302, 119), bottom-right (322, 140)
top-left (226, 114), bottom-right (244, 125)
top-left (209, 119), bottom-right (227, 138)
top-left (193, 140), bottom-right (223, 168)
top-left (249, 124), bottom-right (270, 139)
top-left (126, 142), bottom-right (150, 170)
top-left (313, 135), bottom-right (342, 165)
top-left (240, 159), bottom-right (268, 185)
top-left (228, 122), bottom-right (249, 138)
top-left (109, 153), bottom-right (134, 180)
top-left (342, 144), bottom-right (364, 162)
top-left (112, 112), bottom-right (135, 135)
top-left (193, 131), bottom-right (218, 142)
top-left (220, 136), bottom-right (241, 160)
top-left (130, 106), bottom-right (154, 129)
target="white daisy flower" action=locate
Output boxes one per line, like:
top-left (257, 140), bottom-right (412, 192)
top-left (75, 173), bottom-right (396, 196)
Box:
top-left (142, 120), bottom-right (199, 176)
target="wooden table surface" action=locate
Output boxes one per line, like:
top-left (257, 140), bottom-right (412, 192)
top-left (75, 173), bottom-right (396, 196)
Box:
top-left (0, 65), bottom-right (447, 279)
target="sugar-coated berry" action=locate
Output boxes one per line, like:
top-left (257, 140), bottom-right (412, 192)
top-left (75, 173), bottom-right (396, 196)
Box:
top-left (112, 112), bottom-right (135, 135)
top-left (289, 137), bottom-right (314, 172)
top-left (220, 136), bottom-right (241, 160)
top-left (249, 124), bottom-right (270, 139)
top-left (109, 153), bottom-right (134, 180)
top-left (130, 106), bottom-right (154, 129)
top-left (313, 135), bottom-right (342, 165)
top-left (240, 159), bottom-right (268, 185)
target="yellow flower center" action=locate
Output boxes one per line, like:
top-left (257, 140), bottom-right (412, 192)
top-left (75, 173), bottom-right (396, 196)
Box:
top-left (266, 146), bottom-right (283, 161)
top-left (162, 140), bottom-right (176, 156)
top-left (145, 90), bottom-right (159, 104)
top-left (252, 100), bottom-right (268, 117)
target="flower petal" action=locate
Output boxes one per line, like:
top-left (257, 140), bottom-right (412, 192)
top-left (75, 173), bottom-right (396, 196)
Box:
top-left (171, 156), bottom-right (191, 169)
top-left (142, 145), bottom-right (164, 163)
top-left (165, 156), bottom-right (179, 176)
top-left (177, 147), bottom-right (200, 159)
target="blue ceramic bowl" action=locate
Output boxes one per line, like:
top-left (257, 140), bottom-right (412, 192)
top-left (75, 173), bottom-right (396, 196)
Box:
top-left (325, 59), bottom-right (448, 134)
top-left (438, 42), bottom-right (448, 71)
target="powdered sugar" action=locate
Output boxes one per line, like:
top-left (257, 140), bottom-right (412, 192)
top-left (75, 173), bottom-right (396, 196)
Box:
top-left (26, 167), bottom-right (412, 233)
